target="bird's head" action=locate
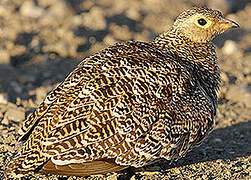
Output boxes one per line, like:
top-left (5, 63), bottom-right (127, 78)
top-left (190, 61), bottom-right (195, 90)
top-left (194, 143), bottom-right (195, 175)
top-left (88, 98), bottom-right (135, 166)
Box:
top-left (172, 7), bottom-right (239, 43)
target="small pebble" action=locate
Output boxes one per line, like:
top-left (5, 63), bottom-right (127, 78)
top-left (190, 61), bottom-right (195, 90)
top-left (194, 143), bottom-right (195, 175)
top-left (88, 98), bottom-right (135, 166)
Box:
top-left (4, 108), bottom-right (25, 122)
top-left (212, 138), bottom-right (223, 143)
top-left (0, 112), bottom-right (4, 119)
top-left (220, 72), bottom-right (229, 83)
top-left (2, 117), bottom-right (9, 125)
top-left (222, 40), bottom-right (239, 56)
top-left (82, 7), bottom-right (106, 30)
top-left (0, 93), bottom-right (8, 104)
top-left (20, 1), bottom-right (44, 18)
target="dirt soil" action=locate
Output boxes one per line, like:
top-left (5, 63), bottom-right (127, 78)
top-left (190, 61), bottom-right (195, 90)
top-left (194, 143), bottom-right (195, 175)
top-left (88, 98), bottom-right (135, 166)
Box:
top-left (0, 0), bottom-right (250, 179)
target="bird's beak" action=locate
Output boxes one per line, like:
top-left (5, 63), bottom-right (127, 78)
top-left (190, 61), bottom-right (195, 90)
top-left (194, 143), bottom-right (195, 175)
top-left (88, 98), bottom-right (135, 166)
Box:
top-left (221, 18), bottom-right (240, 29)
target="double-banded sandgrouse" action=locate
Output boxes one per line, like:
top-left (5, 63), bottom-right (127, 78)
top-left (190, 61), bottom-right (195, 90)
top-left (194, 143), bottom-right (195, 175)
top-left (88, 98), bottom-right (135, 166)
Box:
top-left (5, 6), bottom-right (239, 177)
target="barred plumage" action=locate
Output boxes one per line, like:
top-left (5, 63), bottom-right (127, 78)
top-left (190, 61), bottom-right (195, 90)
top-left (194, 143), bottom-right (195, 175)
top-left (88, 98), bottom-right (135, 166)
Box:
top-left (5, 7), bottom-right (239, 177)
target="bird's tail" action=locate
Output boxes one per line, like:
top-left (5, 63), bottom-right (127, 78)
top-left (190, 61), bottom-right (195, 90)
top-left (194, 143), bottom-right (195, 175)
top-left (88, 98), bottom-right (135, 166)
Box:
top-left (4, 138), bottom-right (49, 178)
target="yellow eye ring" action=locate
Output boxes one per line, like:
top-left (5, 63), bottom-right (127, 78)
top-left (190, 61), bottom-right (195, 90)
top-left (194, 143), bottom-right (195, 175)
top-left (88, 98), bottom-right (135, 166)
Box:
top-left (194, 17), bottom-right (212, 29)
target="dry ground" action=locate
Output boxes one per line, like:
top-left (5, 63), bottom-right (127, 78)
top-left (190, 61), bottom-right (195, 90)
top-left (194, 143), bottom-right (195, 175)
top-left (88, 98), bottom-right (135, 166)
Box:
top-left (0, 0), bottom-right (250, 179)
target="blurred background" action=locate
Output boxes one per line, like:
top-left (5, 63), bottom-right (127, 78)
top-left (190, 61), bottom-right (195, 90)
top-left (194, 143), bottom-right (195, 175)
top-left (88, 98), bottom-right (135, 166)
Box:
top-left (0, 0), bottom-right (250, 179)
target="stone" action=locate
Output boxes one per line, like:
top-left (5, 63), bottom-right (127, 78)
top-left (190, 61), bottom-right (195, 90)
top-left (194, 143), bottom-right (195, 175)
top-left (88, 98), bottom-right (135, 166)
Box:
top-left (82, 7), bottom-right (106, 30)
top-left (0, 93), bottom-right (8, 104)
top-left (222, 40), bottom-right (239, 56)
top-left (2, 116), bottom-right (9, 125)
top-left (104, 35), bottom-right (117, 46)
top-left (212, 138), bottom-right (223, 144)
top-left (0, 111), bottom-right (3, 119)
top-left (220, 72), bottom-right (229, 83)
top-left (109, 23), bottom-right (132, 41)
top-left (34, 86), bottom-right (50, 104)
top-left (20, 1), bottom-right (44, 18)
top-left (4, 108), bottom-right (25, 122)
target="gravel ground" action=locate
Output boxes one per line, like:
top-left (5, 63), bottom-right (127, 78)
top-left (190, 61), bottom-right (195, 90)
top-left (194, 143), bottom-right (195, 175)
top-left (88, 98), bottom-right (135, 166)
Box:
top-left (0, 0), bottom-right (250, 179)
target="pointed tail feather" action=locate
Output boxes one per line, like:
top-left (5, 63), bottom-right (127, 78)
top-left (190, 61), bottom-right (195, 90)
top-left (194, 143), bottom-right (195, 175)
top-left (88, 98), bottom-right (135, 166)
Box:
top-left (5, 150), bottom-right (128, 177)
top-left (40, 159), bottom-right (129, 177)
top-left (4, 150), bottom-right (49, 178)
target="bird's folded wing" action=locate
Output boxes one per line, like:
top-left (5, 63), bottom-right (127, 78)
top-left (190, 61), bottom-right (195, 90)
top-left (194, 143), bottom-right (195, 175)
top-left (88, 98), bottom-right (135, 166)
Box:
top-left (19, 41), bottom-right (184, 170)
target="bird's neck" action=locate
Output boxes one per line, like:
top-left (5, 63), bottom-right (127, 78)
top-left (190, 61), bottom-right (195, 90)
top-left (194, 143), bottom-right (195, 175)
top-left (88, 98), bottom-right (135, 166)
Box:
top-left (152, 30), bottom-right (220, 104)
top-left (153, 30), bottom-right (217, 71)
top-left (153, 29), bottom-right (220, 75)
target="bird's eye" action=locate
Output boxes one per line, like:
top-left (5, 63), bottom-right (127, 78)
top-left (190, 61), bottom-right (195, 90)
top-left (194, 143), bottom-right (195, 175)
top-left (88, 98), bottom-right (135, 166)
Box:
top-left (198, 18), bottom-right (207, 26)
top-left (194, 17), bottom-right (212, 29)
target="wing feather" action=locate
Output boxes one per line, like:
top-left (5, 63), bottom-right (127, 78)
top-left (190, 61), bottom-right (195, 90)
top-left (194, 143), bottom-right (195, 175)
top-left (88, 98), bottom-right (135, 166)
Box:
top-left (35, 42), bottom-right (177, 167)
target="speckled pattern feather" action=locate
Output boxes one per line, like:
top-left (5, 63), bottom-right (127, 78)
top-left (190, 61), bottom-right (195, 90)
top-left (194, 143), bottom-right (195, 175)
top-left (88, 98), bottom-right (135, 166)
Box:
top-left (5, 6), bottom-right (239, 177)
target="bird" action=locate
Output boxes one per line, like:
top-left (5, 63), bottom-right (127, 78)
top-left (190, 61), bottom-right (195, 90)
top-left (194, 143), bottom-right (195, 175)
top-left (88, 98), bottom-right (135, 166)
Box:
top-left (5, 6), bottom-right (239, 178)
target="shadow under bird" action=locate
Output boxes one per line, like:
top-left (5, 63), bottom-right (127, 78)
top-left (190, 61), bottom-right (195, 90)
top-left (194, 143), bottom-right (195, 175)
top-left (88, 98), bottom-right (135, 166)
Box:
top-left (5, 6), bottom-right (239, 178)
